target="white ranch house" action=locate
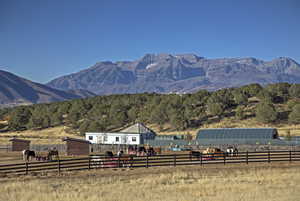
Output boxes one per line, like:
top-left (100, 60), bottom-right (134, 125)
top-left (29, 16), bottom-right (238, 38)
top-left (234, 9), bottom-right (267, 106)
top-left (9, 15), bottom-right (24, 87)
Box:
top-left (86, 123), bottom-right (156, 145)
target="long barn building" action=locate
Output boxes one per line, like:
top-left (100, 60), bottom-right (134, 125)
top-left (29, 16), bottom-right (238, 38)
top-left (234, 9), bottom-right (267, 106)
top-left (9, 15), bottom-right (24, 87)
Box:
top-left (196, 128), bottom-right (278, 140)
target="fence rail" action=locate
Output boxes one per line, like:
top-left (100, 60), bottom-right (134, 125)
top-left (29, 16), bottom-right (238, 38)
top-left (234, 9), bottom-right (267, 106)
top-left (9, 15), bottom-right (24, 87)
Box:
top-left (0, 150), bottom-right (300, 175)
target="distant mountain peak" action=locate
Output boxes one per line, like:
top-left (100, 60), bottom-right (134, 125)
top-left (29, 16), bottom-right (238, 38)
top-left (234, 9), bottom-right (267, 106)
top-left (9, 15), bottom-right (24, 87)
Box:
top-left (0, 70), bottom-right (94, 107)
top-left (272, 57), bottom-right (299, 65)
top-left (46, 54), bottom-right (300, 95)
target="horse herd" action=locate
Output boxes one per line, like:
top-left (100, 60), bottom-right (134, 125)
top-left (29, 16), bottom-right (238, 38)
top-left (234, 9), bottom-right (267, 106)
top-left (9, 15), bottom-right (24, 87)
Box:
top-left (20, 146), bottom-right (238, 167)
top-left (127, 145), bottom-right (158, 156)
top-left (91, 146), bottom-right (239, 168)
top-left (190, 146), bottom-right (239, 160)
top-left (22, 149), bottom-right (59, 162)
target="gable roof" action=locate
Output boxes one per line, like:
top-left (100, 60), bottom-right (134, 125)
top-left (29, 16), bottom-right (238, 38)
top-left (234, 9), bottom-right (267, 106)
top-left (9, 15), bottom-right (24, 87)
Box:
top-left (9, 138), bottom-right (30, 143)
top-left (120, 123), bottom-right (156, 135)
top-left (196, 128), bottom-right (278, 140)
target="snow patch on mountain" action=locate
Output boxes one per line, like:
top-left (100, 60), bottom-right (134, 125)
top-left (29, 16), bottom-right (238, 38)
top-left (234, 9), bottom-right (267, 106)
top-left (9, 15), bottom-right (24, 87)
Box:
top-left (146, 63), bottom-right (158, 70)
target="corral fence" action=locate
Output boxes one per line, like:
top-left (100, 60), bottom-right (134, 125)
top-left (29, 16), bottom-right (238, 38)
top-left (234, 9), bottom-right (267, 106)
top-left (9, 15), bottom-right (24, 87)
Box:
top-left (0, 150), bottom-right (300, 176)
top-left (0, 145), bottom-right (10, 152)
top-left (0, 141), bottom-right (300, 154)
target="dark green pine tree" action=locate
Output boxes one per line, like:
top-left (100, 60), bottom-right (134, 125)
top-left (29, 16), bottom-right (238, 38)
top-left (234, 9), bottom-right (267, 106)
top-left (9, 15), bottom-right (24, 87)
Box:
top-left (288, 104), bottom-right (300, 124)
top-left (8, 107), bottom-right (32, 131)
top-left (255, 102), bottom-right (278, 123)
top-left (235, 105), bottom-right (245, 120)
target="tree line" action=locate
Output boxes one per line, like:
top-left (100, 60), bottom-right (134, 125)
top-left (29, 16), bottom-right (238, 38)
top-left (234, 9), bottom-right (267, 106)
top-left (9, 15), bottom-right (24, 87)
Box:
top-left (1, 83), bottom-right (300, 135)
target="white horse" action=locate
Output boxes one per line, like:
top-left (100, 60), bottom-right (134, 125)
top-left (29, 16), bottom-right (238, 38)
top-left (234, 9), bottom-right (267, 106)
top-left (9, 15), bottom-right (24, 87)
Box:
top-left (226, 148), bottom-right (233, 157)
top-left (226, 147), bottom-right (238, 157)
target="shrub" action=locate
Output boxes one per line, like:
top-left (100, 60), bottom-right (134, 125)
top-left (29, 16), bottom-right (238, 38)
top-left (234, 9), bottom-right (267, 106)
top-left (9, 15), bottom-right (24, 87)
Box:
top-left (288, 104), bottom-right (300, 124)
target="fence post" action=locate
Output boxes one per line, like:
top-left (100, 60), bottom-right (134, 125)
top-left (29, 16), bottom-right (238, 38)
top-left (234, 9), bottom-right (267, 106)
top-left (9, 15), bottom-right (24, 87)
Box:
top-left (223, 153), bottom-right (226, 165)
top-left (289, 150), bottom-right (292, 163)
top-left (130, 156), bottom-right (133, 168)
top-left (118, 155), bottom-right (120, 168)
top-left (58, 159), bottom-right (61, 174)
top-left (146, 154), bottom-right (149, 168)
top-left (88, 157), bottom-right (91, 170)
top-left (268, 150), bottom-right (270, 163)
top-left (25, 162), bottom-right (28, 175)
top-left (200, 153), bottom-right (202, 166)
top-left (174, 154), bottom-right (176, 167)
top-left (246, 151), bottom-right (248, 164)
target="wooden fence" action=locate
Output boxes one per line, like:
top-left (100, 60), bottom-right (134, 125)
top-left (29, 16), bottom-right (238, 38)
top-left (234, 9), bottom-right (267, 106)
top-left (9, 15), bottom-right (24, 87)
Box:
top-left (0, 150), bottom-right (299, 175)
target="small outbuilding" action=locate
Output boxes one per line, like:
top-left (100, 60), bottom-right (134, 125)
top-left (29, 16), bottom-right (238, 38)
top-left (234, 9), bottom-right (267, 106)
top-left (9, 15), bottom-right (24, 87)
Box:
top-left (9, 138), bottom-right (30, 151)
top-left (62, 137), bottom-right (90, 156)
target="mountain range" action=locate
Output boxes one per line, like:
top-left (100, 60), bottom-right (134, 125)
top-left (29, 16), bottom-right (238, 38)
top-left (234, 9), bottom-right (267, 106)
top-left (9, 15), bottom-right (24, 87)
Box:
top-left (47, 53), bottom-right (300, 94)
top-left (0, 70), bottom-right (95, 107)
top-left (1, 53), bottom-right (300, 106)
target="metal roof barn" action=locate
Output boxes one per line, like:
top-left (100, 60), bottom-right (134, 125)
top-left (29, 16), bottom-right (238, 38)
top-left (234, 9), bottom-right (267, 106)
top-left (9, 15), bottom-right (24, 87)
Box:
top-left (196, 128), bottom-right (278, 140)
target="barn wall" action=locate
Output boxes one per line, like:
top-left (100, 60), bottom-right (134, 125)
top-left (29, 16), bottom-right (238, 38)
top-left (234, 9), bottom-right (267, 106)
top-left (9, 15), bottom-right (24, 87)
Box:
top-left (12, 141), bottom-right (30, 151)
top-left (66, 141), bottom-right (90, 155)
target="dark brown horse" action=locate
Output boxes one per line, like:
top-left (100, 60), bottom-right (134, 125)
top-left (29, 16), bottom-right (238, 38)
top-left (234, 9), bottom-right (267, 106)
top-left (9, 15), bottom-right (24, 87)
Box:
top-left (22, 150), bottom-right (36, 161)
top-left (189, 151), bottom-right (201, 161)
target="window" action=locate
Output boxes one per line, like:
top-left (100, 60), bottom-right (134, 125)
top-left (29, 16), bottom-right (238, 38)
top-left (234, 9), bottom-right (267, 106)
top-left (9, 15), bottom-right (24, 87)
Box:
top-left (132, 137), bottom-right (137, 142)
top-left (89, 136), bottom-right (93, 140)
top-left (116, 137), bottom-right (119, 142)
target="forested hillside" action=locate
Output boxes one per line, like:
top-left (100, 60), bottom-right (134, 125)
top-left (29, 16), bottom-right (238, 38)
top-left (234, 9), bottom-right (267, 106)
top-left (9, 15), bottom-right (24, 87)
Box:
top-left (1, 83), bottom-right (300, 136)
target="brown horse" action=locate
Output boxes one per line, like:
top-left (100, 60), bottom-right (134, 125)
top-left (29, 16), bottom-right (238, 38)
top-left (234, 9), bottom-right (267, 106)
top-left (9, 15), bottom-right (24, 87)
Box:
top-left (119, 155), bottom-right (134, 168)
top-left (47, 150), bottom-right (59, 161)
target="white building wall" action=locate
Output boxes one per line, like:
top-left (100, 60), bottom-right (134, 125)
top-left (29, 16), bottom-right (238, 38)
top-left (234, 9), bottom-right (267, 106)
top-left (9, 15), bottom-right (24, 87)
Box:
top-left (86, 132), bottom-right (141, 145)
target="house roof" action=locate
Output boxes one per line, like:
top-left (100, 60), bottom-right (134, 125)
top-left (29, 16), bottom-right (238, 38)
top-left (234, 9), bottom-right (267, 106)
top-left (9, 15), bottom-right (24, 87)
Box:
top-left (86, 132), bottom-right (140, 135)
top-left (120, 123), bottom-right (156, 135)
top-left (9, 138), bottom-right (30, 143)
top-left (196, 128), bottom-right (278, 140)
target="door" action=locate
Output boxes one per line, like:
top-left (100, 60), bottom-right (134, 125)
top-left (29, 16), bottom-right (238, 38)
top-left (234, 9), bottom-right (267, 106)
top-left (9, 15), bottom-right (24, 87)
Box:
top-left (97, 136), bottom-right (104, 144)
top-left (121, 136), bottom-right (127, 144)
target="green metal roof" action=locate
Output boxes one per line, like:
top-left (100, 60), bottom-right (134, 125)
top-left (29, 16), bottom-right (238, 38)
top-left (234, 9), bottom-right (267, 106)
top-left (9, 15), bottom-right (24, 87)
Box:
top-left (144, 138), bottom-right (299, 146)
top-left (196, 128), bottom-right (278, 140)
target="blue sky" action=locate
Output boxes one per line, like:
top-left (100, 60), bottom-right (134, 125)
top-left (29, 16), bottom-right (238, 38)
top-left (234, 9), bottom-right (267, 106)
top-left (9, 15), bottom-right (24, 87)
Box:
top-left (1, 0), bottom-right (300, 83)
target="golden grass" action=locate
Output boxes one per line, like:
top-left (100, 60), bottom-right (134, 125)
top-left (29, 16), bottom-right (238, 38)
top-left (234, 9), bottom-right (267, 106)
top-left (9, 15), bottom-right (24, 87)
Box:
top-left (0, 126), bottom-right (82, 145)
top-left (0, 164), bottom-right (300, 201)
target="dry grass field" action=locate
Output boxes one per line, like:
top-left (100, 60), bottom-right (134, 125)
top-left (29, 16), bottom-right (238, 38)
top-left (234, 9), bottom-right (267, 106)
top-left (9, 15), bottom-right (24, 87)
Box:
top-left (0, 126), bottom-right (80, 145)
top-left (1, 163), bottom-right (300, 201)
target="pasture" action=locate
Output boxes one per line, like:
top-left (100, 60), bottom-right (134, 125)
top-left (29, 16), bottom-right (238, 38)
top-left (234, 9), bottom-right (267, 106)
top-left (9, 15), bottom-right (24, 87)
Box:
top-left (1, 163), bottom-right (300, 201)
